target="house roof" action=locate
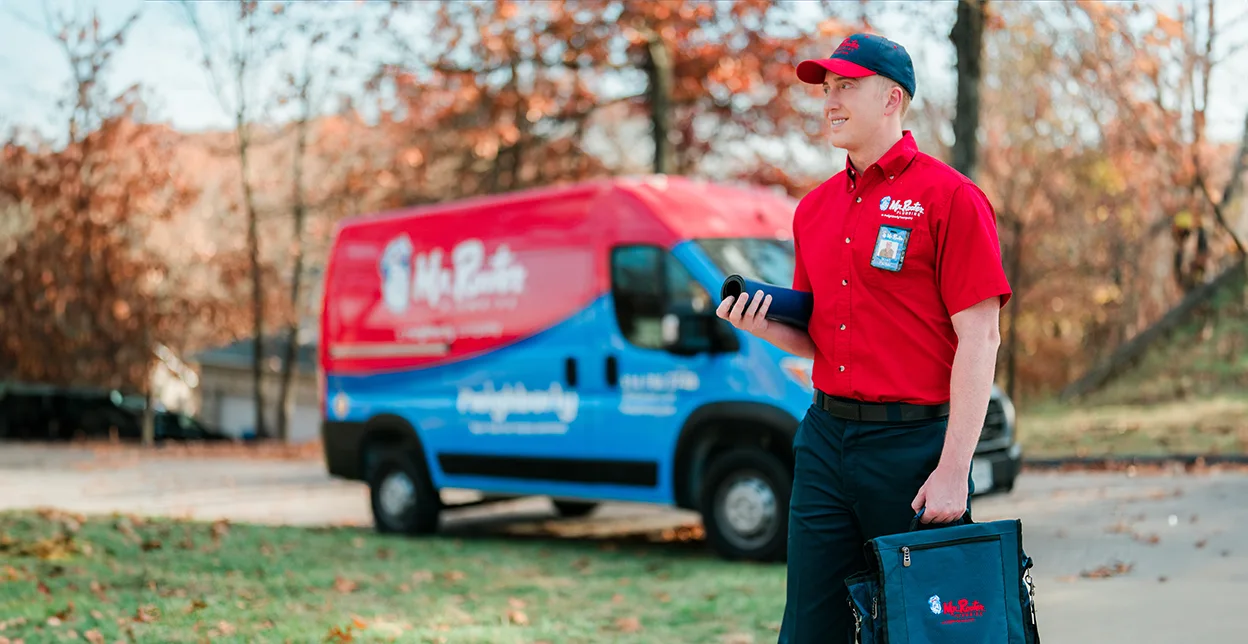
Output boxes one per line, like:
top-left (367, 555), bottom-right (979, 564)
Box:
top-left (193, 335), bottom-right (318, 373)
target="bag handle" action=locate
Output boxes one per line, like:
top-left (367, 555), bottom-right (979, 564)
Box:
top-left (908, 507), bottom-right (974, 532)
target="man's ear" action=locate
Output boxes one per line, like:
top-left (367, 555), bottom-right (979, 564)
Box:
top-left (884, 84), bottom-right (904, 116)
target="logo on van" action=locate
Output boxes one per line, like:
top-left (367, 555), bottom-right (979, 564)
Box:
top-left (379, 235), bottom-right (528, 314)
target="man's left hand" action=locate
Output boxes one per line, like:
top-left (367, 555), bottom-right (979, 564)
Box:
top-left (911, 464), bottom-right (969, 524)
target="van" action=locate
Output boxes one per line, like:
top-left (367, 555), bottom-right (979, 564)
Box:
top-left (318, 175), bottom-right (1023, 561)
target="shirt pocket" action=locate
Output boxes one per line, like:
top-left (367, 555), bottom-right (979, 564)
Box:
top-left (856, 215), bottom-right (936, 291)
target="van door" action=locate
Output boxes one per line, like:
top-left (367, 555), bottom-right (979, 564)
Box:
top-left (578, 243), bottom-right (734, 503)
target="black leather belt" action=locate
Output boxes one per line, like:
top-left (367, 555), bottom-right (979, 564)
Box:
top-left (814, 389), bottom-right (950, 422)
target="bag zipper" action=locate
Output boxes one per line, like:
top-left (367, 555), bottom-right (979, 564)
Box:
top-left (901, 535), bottom-right (999, 567)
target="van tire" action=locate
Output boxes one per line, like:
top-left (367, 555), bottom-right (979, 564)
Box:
top-left (700, 448), bottom-right (790, 562)
top-left (368, 451), bottom-right (440, 535)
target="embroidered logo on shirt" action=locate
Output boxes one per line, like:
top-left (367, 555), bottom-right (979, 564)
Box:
top-left (879, 196), bottom-right (925, 220)
top-left (870, 225), bottom-right (911, 272)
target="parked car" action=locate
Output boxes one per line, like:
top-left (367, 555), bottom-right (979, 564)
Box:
top-left (0, 383), bottom-right (229, 442)
top-left (317, 175), bottom-right (1023, 561)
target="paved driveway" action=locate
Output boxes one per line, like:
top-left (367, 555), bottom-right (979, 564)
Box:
top-left (2, 443), bottom-right (1246, 641)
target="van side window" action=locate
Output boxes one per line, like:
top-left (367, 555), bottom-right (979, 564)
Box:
top-left (610, 245), bottom-right (712, 351)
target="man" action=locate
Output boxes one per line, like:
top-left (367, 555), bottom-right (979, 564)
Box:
top-left (715, 33), bottom-right (1011, 643)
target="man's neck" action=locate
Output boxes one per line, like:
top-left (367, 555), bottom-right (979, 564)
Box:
top-left (847, 127), bottom-right (904, 175)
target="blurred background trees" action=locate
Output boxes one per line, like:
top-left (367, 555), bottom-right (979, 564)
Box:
top-left (0, 0), bottom-right (1245, 431)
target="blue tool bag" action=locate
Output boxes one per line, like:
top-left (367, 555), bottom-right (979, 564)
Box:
top-left (845, 511), bottom-right (1040, 643)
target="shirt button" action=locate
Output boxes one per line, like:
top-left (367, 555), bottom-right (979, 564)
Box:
top-left (840, 324), bottom-right (846, 330)
top-left (841, 279), bottom-right (848, 286)
top-left (889, 174), bottom-right (895, 180)
top-left (839, 365), bottom-right (846, 372)
top-left (844, 237), bottom-right (851, 243)
top-left (855, 197), bottom-right (862, 203)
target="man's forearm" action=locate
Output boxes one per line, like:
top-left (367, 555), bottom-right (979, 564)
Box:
top-left (761, 322), bottom-right (817, 360)
top-left (939, 327), bottom-right (1001, 474)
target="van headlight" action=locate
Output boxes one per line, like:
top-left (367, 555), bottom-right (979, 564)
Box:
top-left (780, 357), bottom-right (814, 392)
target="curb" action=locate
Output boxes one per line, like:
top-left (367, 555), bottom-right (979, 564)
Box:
top-left (1022, 454), bottom-right (1248, 471)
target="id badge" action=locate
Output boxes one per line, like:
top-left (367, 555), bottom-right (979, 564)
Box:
top-left (870, 225), bottom-right (911, 272)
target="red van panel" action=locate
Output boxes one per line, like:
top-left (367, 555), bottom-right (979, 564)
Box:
top-left (322, 189), bottom-right (608, 375)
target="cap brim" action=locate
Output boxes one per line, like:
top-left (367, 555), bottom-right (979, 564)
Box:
top-left (795, 58), bottom-right (877, 84)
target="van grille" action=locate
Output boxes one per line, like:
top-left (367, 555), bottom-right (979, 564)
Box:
top-left (980, 398), bottom-right (1007, 442)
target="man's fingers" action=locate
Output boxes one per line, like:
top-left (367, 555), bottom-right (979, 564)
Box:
top-left (730, 292), bottom-right (749, 319)
top-left (716, 296), bottom-right (734, 319)
top-left (911, 486), bottom-right (926, 514)
top-left (745, 290), bottom-right (764, 319)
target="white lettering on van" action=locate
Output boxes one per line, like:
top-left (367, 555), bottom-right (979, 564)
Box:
top-left (412, 239), bottom-right (527, 308)
top-left (456, 381), bottom-right (579, 424)
top-left (379, 235), bottom-right (528, 314)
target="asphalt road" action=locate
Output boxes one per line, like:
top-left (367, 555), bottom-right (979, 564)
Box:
top-left (2, 443), bottom-right (1246, 642)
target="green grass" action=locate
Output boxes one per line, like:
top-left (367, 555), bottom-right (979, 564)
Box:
top-left (1018, 395), bottom-right (1248, 458)
top-left (0, 509), bottom-right (784, 643)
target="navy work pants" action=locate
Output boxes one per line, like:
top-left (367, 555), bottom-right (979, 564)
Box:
top-left (777, 403), bottom-right (972, 644)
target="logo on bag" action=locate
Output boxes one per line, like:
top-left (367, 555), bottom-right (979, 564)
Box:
top-left (936, 598), bottom-right (986, 625)
top-left (928, 595), bottom-right (942, 615)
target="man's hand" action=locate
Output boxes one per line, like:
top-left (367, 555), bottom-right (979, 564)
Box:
top-left (911, 463), bottom-right (970, 524)
top-left (716, 290), bottom-right (772, 336)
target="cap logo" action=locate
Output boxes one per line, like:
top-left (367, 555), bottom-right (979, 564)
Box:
top-left (834, 39), bottom-right (860, 56)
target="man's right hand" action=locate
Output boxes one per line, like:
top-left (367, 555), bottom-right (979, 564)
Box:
top-left (716, 290), bottom-right (772, 336)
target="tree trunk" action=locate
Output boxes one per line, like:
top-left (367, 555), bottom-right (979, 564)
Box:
top-left (1005, 217), bottom-right (1023, 403)
top-left (236, 71), bottom-right (267, 441)
top-left (276, 82), bottom-right (312, 444)
top-left (644, 29), bottom-right (674, 175)
top-left (950, 0), bottom-right (986, 179)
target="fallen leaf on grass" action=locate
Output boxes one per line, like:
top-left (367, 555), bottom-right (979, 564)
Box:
top-left (333, 576), bottom-right (358, 594)
top-left (141, 539), bottom-right (161, 552)
top-left (185, 599), bottom-right (208, 614)
top-left (611, 593), bottom-right (624, 603)
top-left (208, 621), bottom-right (236, 637)
top-left (89, 581), bottom-right (106, 601)
top-left (325, 624), bottom-right (357, 643)
top-left (441, 570), bottom-right (466, 583)
top-left (654, 592), bottom-right (671, 603)
top-left (613, 617), bottom-right (642, 633)
top-left (133, 605), bottom-right (159, 623)
top-left (211, 520), bottom-right (230, 542)
top-left (37, 580), bottom-right (51, 596)
top-left (507, 610), bottom-right (529, 626)
top-left (84, 629), bottom-right (105, 644)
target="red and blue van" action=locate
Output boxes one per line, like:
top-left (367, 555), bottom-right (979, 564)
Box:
top-left (318, 175), bottom-right (1021, 561)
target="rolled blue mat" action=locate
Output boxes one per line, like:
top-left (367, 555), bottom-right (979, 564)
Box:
top-left (719, 274), bottom-right (813, 331)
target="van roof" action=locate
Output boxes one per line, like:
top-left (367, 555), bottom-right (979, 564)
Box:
top-left (335, 175), bottom-right (799, 243)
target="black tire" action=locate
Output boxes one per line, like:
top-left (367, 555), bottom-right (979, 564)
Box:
top-left (553, 500), bottom-right (598, 518)
top-left (368, 451), bottom-right (441, 535)
top-left (700, 448), bottom-right (791, 562)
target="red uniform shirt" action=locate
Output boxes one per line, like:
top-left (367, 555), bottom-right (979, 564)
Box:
top-left (792, 131), bottom-right (1012, 406)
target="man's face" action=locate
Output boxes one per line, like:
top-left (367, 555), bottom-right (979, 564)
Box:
top-left (821, 74), bottom-right (890, 149)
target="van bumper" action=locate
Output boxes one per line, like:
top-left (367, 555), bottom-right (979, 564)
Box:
top-left (321, 420), bottom-right (365, 481)
top-left (972, 442), bottom-right (1023, 496)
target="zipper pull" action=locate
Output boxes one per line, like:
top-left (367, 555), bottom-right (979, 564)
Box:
top-left (902, 546), bottom-right (911, 567)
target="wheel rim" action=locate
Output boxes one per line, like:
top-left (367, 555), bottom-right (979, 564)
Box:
top-left (715, 472), bottom-right (778, 551)
top-left (378, 470), bottom-right (416, 522)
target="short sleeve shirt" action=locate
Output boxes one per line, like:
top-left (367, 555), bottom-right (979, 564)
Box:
top-left (791, 131), bottom-right (1012, 405)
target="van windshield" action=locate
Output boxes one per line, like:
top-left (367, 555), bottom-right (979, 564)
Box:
top-left (695, 237), bottom-right (796, 288)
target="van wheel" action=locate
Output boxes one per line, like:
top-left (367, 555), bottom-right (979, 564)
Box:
top-left (700, 448), bottom-right (790, 562)
top-left (368, 452), bottom-right (440, 535)
top-left (553, 500), bottom-right (598, 518)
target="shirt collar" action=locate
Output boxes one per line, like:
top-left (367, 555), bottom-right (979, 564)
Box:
top-left (845, 130), bottom-right (920, 191)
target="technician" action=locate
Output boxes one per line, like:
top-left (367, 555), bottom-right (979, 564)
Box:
top-left (716, 32), bottom-right (1012, 643)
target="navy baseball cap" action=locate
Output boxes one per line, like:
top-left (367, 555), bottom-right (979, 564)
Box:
top-left (796, 33), bottom-right (916, 98)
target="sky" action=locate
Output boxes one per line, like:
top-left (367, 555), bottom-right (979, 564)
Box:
top-left (0, 0), bottom-right (1244, 145)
